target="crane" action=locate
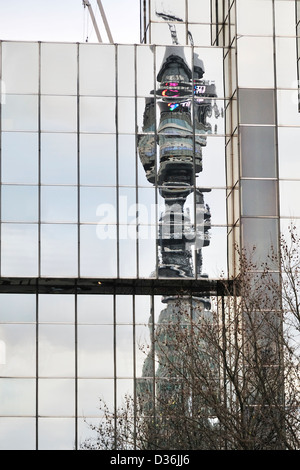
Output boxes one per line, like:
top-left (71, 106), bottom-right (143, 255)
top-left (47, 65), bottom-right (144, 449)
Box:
top-left (83, 0), bottom-right (113, 43)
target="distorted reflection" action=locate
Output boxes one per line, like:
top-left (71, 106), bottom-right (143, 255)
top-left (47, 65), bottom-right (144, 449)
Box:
top-left (137, 19), bottom-right (221, 431)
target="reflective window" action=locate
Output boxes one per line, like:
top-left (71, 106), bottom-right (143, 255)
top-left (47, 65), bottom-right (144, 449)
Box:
top-left (41, 43), bottom-right (77, 95)
top-left (278, 127), bottom-right (300, 179)
top-left (2, 132), bottom-right (38, 184)
top-left (81, 187), bottom-right (116, 224)
top-left (2, 42), bottom-right (39, 94)
top-left (77, 295), bottom-right (113, 324)
top-left (0, 324), bottom-right (36, 376)
top-left (0, 418), bottom-right (36, 450)
top-left (80, 224), bottom-right (117, 278)
top-left (240, 127), bottom-right (276, 178)
top-left (80, 134), bottom-right (116, 186)
top-left (41, 186), bottom-right (78, 223)
top-left (0, 294), bottom-right (36, 323)
top-left (2, 185), bottom-right (38, 222)
top-left (79, 44), bottom-right (115, 96)
top-left (1, 224), bottom-right (38, 277)
top-left (280, 181), bottom-right (300, 217)
top-left (239, 89), bottom-right (275, 125)
top-left (41, 133), bottom-right (77, 185)
top-left (41, 224), bottom-right (78, 277)
top-left (2, 95), bottom-right (38, 132)
top-left (0, 379), bottom-right (35, 416)
top-left (41, 96), bottom-right (77, 132)
top-left (80, 97), bottom-right (115, 133)
top-left (241, 217), bottom-right (279, 266)
top-left (39, 325), bottom-right (75, 377)
top-left (38, 379), bottom-right (75, 417)
top-left (78, 325), bottom-right (114, 377)
top-left (78, 379), bottom-right (114, 417)
top-left (237, 0), bottom-right (273, 36)
top-left (237, 37), bottom-right (274, 88)
top-left (241, 180), bottom-right (278, 217)
top-left (38, 418), bottom-right (75, 450)
top-left (39, 295), bottom-right (75, 323)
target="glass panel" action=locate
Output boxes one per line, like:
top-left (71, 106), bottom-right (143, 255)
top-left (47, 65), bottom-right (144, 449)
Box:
top-left (2, 185), bottom-right (38, 222)
top-left (77, 325), bottom-right (114, 377)
top-left (196, 136), bottom-right (226, 187)
top-left (41, 96), bottom-right (77, 132)
top-left (280, 181), bottom-right (300, 218)
top-left (80, 224), bottom-right (117, 278)
top-left (78, 379), bottom-right (114, 417)
top-left (151, 23), bottom-right (186, 45)
top-left (79, 44), bottom-right (115, 96)
top-left (41, 186), bottom-right (78, 223)
top-left (119, 187), bottom-right (136, 224)
top-left (241, 217), bottom-right (279, 266)
top-left (39, 295), bottom-right (75, 323)
top-left (38, 418), bottom-right (75, 450)
top-left (38, 379), bottom-right (75, 417)
top-left (80, 134), bottom-right (116, 186)
top-left (276, 38), bottom-right (297, 89)
top-left (278, 127), bottom-right (300, 179)
top-left (117, 45), bottom-right (135, 97)
top-left (118, 135), bottom-right (136, 186)
top-left (116, 295), bottom-right (133, 323)
top-left (39, 325), bottom-right (75, 377)
top-left (2, 132), bottom-right (38, 184)
top-left (239, 89), bottom-right (275, 125)
top-left (138, 231), bottom-right (157, 278)
top-left (241, 180), bottom-right (277, 217)
top-left (0, 418), bottom-right (36, 450)
top-left (187, 25), bottom-right (211, 46)
top-left (41, 224), bottom-right (78, 277)
top-left (116, 325), bottom-right (134, 377)
top-left (0, 379), bottom-right (35, 416)
top-left (119, 236), bottom-right (137, 278)
top-left (0, 324), bottom-right (36, 376)
top-left (41, 133), bottom-right (77, 185)
top-left (2, 95), bottom-right (38, 131)
top-left (237, 37), bottom-right (274, 88)
top-left (2, 42), bottom-right (39, 94)
top-left (0, 294), bottom-right (36, 323)
top-left (77, 295), bottom-right (113, 324)
top-left (240, 127), bottom-right (276, 178)
top-left (188, 0), bottom-right (210, 22)
top-left (201, 226), bottom-right (228, 278)
top-left (237, 0), bottom-right (273, 35)
top-left (118, 97), bottom-right (135, 133)
top-left (275, 0), bottom-right (296, 36)
top-left (151, 0), bottom-right (186, 23)
top-left (81, 186), bottom-right (116, 224)
top-left (80, 97), bottom-right (116, 133)
top-left (277, 90), bottom-right (300, 127)
top-left (137, 46), bottom-right (154, 96)
top-left (41, 43), bottom-right (77, 95)
top-left (135, 323), bottom-right (152, 378)
top-left (1, 224), bottom-right (38, 277)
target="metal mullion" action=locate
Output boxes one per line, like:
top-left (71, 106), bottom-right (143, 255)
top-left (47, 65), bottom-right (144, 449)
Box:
top-left (153, 45), bottom-right (158, 279)
top-left (75, 43), bottom-right (80, 450)
top-left (115, 45), bottom-right (120, 280)
top-left (134, 45), bottom-right (139, 280)
top-left (113, 291), bottom-right (117, 448)
top-left (0, 41), bottom-right (2, 279)
top-left (35, 286), bottom-right (39, 450)
top-left (132, 294), bottom-right (137, 449)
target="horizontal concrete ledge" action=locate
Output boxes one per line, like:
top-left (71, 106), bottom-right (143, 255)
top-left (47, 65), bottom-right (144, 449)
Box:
top-left (0, 277), bottom-right (237, 296)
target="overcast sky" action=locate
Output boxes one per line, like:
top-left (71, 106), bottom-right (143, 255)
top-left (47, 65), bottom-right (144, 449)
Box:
top-left (0, 0), bottom-right (141, 44)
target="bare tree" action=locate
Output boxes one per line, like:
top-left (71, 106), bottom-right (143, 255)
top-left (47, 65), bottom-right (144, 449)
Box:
top-left (81, 228), bottom-right (300, 450)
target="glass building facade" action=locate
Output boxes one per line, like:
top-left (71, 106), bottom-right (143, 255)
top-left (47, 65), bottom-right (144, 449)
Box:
top-left (0, 0), bottom-right (299, 449)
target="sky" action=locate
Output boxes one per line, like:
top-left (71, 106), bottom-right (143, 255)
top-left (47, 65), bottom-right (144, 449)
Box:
top-left (0, 0), bottom-right (141, 44)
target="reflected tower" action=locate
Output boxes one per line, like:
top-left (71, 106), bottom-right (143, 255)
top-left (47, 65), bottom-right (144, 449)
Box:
top-left (137, 42), bottom-right (220, 428)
